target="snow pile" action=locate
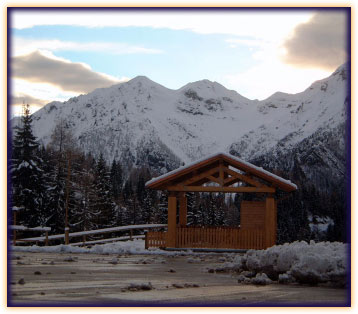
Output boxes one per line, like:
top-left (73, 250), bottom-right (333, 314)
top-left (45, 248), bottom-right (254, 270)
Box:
top-left (12, 239), bottom-right (177, 256)
top-left (233, 241), bottom-right (348, 287)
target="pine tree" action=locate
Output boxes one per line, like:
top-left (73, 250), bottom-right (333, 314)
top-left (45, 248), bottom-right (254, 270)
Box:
top-left (11, 103), bottom-right (45, 227)
top-left (110, 159), bottom-right (122, 201)
top-left (68, 153), bottom-right (96, 233)
top-left (187, 192), bottom-right (202, 226)
top-left (157, 191), bottom-right (168, 224)
top-left (214, 193), bottom-right (226, 226)
top-left (91, 154), bottom-right (116, 229)
top-left (45, 120), bottom-right (76, 233)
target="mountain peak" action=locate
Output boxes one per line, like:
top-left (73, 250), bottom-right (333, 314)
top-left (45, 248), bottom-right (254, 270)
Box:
top-left (129, 75), bottom-right (154, 84)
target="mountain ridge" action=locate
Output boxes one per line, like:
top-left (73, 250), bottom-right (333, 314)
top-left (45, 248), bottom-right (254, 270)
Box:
top-left (11, 63), bottom-right (349, 182)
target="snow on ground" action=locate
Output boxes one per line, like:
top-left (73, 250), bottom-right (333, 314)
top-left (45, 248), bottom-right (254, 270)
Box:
top-left (12, 239), bottom-right (348, 287)
top-left (231, 240), bottom-right (348, 287)
top-left (11, 239), bottom-right (179, 256)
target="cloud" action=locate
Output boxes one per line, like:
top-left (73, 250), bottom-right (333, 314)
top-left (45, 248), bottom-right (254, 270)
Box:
top-left (225, 38), bottom-right (267, 48)
top-left (12, 50), bottom-right (124, 93)
top-left (13, 37), bottom-right (163, 57)
top-left (224, 60), bottom-right (330, 100)
top-left (10, 93), bottom-right (50, 117)
top-left (281, 11), bottom-right (348, 71)
top-left (11, 93), bottom-right (49, 107)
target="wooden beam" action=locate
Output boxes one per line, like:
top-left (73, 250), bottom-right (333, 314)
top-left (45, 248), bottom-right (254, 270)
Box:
top-left (179, 194), bottom-right (187, 227)
top-left (167, 186), bottom-right (276, 193)
top-left (265, 195), bottom-right (276, 248)
top-left (225, 168), bottom-right (267, 188)
top-left (223, 176), bottom-right (240, 187)
top-left (167, 195), bottom-right (177, 247)
top-left (219, 162), bottom-right (224, 186)
top-left (181, 167), bottom-right (220, 186)
top-left (207, 175), bottom-right (221, 185)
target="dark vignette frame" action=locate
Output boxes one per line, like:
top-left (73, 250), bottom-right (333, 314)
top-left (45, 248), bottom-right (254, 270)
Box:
top-left (6, 6), bottom-right (352, 308)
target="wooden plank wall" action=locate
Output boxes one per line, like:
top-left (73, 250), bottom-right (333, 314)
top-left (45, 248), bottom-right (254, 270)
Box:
top-left (240, 201), bottom-right (265, 230)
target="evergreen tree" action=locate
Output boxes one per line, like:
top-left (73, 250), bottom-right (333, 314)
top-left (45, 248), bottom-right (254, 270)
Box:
top-left (69, 153), bottom-right (97, 232)
top-left (214, 193), bottom-right (226, 226)
top-left (157, 191), bottom-right (168, 224)
top-left (205, 193), bottom-right (217, 226)
top-left (122, 178), bottom-right (134, 225)
top-left (45, 120), bottom-right (76, 233)
top-left (11, 103), bottom-right (45, 227)
top-left (91, 154), bottom-right (116, 229)
top-left (187, 192), bottom-right (204, 226)
top-left (110, 159), bottom-right (122, 201)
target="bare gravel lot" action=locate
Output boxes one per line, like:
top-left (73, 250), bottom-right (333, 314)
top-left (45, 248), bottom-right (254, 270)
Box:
top-left (9, 251), bottom-right (349, 306)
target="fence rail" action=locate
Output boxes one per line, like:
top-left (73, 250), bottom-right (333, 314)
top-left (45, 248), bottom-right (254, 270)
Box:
top-left (11, 225), bottom-right (51, 246)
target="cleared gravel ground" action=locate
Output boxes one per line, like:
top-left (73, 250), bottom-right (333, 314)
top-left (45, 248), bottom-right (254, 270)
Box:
top-left (8, 251), bottom-right (349, 306)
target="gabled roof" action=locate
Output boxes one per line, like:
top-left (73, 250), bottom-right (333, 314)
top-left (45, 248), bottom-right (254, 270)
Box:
top-left (145, 152), bottom-right (297, 193)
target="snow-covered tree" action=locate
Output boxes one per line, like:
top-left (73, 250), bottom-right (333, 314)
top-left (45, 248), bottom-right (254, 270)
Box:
top-left (11, 103), bottom-right (45, 227)
top-left (91, 154), bottom-right (116, 229)
top-left (45, 119), bottom-right (77, 233)
top-left (110, 159), bottom-right (122, 201)
top-left (156, 191), bottom-right (168, 224)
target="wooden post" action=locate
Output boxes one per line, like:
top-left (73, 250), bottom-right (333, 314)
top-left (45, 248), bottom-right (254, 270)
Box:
top-left (82, 235), bottom-right (86, 245)
top-left (144, 232), bottom-right (148, 250)
top-left (64, 151), bottom-right (71, 245)
top-left (265, 195), bottom-right (276, 248)
top-left (45, 231), bottom-right (49, 246)
top-left (65, 227), bottom-right (70, 245)
top-left (13, 212), bottom-right (17, 246)
top-left (179, 193), bottom-right (187, 227)
top-left (167, 193), bottom-right (177, 247)
top-left (130, 229), bottom-right (133, 241)
top-left (13, 230), bottom-right (17, 246)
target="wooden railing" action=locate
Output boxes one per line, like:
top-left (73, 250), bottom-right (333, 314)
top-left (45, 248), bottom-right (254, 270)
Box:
top-left (145, 231), bottom-right (167, 249)
top-left (11, 225), bottom-right (51, 246)
top-left (14, 224), bottom-right (167, 246)
top-left (177, 226), bottom-right (264, 250)
top-left (146, 226), bottom-right (265, 250)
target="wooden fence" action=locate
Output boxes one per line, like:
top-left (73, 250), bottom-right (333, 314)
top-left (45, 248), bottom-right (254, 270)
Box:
top-left (145, 231), bottom-right (167, 249)
top-left (11, 225), bottom-right (51, 246)
top-left (146, 226), bottom-right (265, 250)
top-left (14, 224), bottom-right (167, 246)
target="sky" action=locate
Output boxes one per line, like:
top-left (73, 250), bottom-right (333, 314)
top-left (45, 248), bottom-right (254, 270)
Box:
top-left (8, 8), bottom-right (349, 116)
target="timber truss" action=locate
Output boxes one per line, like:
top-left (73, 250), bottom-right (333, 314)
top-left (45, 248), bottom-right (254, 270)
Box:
top-left (146, 153), bottom-right (296, 193)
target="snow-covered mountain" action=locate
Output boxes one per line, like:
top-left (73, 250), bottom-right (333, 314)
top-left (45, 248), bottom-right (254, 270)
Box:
top-left (12, 63), bottom-right (349, 182)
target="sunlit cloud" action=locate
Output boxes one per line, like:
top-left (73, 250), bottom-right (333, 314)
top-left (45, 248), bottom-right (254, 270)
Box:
top-left (12, 50), bottom-right (125, 94)
top-left (281, 11), bottom-right (347, 71)
top-left (224, 60), bottom-right (331, 100)
top-left (12, 92), bottom-right (49, 107)
top-left (10, 93), bottom-right (50, 117)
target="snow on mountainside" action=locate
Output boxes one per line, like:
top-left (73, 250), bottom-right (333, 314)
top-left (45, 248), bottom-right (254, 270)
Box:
top-left (11, 63), bottom-right (349, 178)
top-left (229, 63), bottom-right (348, 160)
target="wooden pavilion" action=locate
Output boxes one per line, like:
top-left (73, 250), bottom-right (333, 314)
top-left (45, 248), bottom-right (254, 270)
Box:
top-left (145, 152), bottom-right (297, 250)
